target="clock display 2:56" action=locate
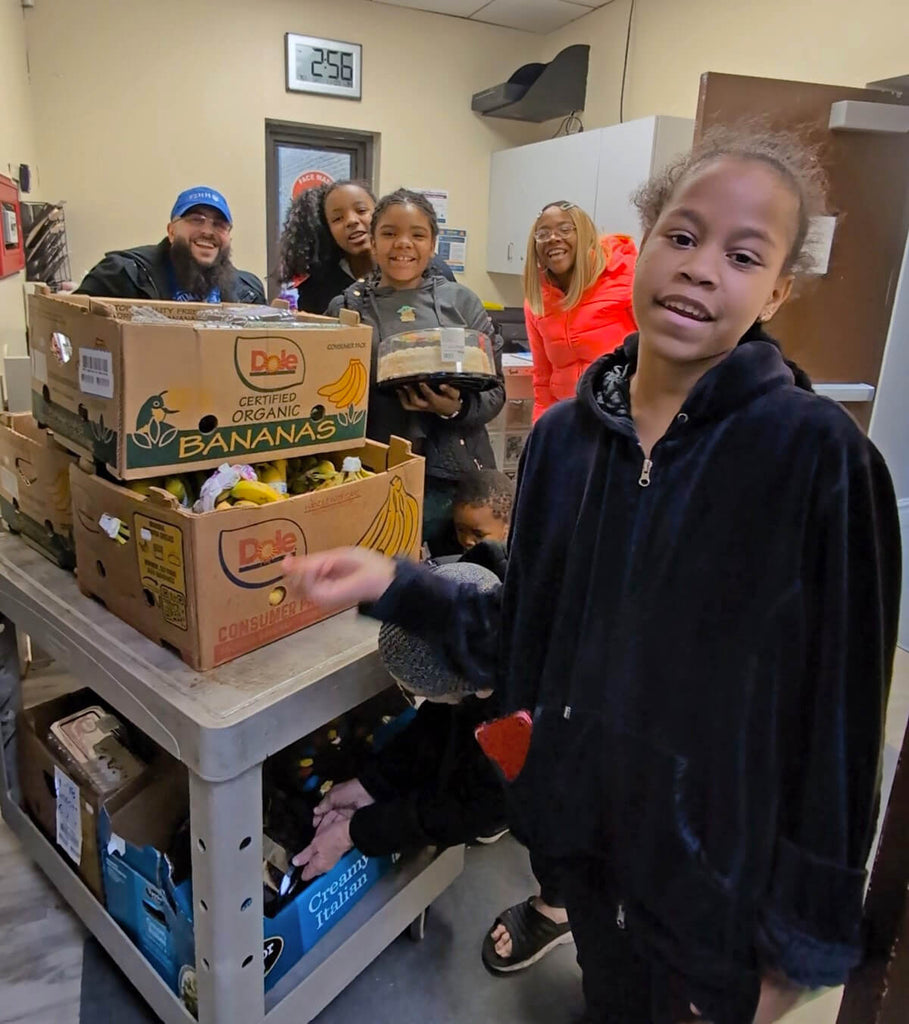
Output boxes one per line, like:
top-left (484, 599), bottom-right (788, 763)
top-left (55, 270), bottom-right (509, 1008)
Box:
top-left (302, 46), bottom-right (354, 85)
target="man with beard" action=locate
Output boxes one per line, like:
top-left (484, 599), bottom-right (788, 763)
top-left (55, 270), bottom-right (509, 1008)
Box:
top-left (76, 186), bottom-right (265, 303)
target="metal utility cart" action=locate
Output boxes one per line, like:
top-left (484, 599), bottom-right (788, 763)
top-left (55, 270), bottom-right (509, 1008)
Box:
top-left (0, 532), bottom-right (463, 1024)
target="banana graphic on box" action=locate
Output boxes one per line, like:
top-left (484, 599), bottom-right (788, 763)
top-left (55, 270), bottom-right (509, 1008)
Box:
top-left (318, 359), bottom-right (368, 409)
top-left (356, 476), bottom-right (420, 558)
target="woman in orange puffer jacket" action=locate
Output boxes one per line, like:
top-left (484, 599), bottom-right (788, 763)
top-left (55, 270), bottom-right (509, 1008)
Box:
top-left (523, 201), bottom-right (637, 421)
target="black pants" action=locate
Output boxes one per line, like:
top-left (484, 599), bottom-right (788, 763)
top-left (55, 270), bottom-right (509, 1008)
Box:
top-left (558, 858), bottom-right (759, 1024)
top-left (529, 848), bottom-right (566, 910)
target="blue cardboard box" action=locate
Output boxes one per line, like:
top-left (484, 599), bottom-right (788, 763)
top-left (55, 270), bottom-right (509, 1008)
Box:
top-left (99, 768), bottom-right (392, 1012)
top-left (262, 847), bottom-right (392, 988)
top-left (99, 768), bottom-right (197, 1007)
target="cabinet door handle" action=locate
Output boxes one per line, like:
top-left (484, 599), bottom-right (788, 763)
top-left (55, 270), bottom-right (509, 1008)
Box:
top-left (507, 242), bottom-right (514, 261)
top-left (812, 382), bottom-right (875, 402)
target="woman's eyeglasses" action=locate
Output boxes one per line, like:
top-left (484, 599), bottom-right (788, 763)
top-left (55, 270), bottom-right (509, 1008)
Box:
top-left (534, 224), bottom-right (576, 243)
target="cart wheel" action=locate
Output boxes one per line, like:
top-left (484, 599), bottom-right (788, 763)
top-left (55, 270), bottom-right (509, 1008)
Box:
top-left (407, 908), bottom-right (428, 942)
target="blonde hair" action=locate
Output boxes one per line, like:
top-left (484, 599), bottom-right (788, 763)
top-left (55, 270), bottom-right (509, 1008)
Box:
top-left (523, 201), bottom-right (607, 316)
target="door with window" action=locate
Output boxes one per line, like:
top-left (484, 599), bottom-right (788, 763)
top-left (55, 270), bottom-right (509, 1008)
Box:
top-left (265, 120), bottom-right (377, 299)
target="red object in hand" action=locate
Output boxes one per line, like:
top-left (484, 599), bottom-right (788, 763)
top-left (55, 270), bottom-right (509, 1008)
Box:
top-left (475, 710), bottom-right (533, 782)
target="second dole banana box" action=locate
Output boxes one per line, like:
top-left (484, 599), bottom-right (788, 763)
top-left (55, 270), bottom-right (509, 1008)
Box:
top-left (69, 437), bottom-right (424, 670)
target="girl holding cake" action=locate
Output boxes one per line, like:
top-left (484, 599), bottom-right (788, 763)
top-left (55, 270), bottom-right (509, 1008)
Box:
top-left (327, 189), bottom-right (505, 555)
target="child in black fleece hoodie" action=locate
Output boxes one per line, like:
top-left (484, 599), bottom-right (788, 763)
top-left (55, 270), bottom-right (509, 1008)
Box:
top-left (283, 129), bottom-right (901, 1024)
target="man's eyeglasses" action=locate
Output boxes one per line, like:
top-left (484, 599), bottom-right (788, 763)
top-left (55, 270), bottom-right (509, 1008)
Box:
top-left (180, 213), bottom-right (231, 234)
top-left (533, 224), bottom-right (576, 243)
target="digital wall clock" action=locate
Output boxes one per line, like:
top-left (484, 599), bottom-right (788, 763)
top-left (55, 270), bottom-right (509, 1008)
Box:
top-left (285, 33), bottom-right (362, 100)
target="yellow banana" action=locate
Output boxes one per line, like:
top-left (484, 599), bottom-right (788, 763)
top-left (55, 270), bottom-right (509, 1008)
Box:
top-left (234, 499), bottom-right (259, 508)
top-left (127, 479), bottom-right (158, 496)
top-left (314, 472), bottom-right (344, 490)
top-left (215, 500), bottom-right (233, 510)
top-left (258, 462), bottom-right (288, 495)
top-left (303, 459), bottom-right (340, 490)
top-left (164, 475), bottom-right (192, 508)
top-left (340, 456), bottom-right (375, 484)
top-left (318, 359), bottom-right (368, 408)
top-left (231, 479), bottom-right (283, 505)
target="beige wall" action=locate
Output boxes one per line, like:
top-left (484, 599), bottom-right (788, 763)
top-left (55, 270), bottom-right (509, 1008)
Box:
top-left (545, 0), bottom-right (909, 129)
top-left (14, 0), bottom-right (909, 320)
top-left (23, 0), bottom-right (539, 307)
top-left (0, 0), bottom-right (38, 360)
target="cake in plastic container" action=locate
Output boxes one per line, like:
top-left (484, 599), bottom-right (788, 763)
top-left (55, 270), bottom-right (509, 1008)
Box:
top-left (377, 328), bottom-right (498, 391)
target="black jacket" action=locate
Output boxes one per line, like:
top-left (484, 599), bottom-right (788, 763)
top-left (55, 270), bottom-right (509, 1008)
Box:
top-left (296, 254), bottom-right (455, 315)
top-left (367, 334), bottom-right (901, 993)
top-left (329, 273), bottom-right (505, 481)
top-left (76, 240), bottom-right (266, 304)
top-left (349, 694), bottom-right (504, 856)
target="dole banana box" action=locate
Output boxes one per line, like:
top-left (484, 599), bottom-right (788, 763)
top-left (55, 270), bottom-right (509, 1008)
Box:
top-left (0, 412), bottom-right (79, 568)
top-left (28, 292), bottom-right (372, 481)
top-left (70, 437), bottom-right (424, 670)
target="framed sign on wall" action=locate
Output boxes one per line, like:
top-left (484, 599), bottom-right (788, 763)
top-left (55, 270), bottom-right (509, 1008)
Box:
top-left (285, 33), bottom-right (362, 100)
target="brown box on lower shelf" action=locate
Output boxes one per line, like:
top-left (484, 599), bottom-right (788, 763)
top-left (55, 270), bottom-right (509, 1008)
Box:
top-left (70, 437), bottom-right (424, 670)
top-left (18, 688), bottom-right (152, 900)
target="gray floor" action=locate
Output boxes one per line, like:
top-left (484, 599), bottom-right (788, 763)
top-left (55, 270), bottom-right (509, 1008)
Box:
top-left (313, 837), bottom-right (584, 1024)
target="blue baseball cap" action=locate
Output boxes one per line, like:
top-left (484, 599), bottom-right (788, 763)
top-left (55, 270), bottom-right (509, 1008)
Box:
top-left (170, 186), bottom-right (232, 225)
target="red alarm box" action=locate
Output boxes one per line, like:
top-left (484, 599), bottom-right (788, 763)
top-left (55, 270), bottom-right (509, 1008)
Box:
top-left (0, 174), bottom-right (25, 278)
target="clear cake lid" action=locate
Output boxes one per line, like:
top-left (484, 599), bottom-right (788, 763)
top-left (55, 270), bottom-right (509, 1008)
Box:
top-left (377, 328), bottom-right (496, 383)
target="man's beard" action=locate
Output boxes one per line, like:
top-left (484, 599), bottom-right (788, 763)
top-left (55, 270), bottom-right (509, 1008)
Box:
top-left (169, 237), bottom-right (237, 300)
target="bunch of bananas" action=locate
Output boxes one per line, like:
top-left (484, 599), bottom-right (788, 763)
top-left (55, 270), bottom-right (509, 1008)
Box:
top-left (122, 454), bottom-right (375, 512)
top-left (127, 475), bottom-right (194, 508)
top-left (317, 358), bottom-right (368, 408)
top-left (287, 455), bottom-right (374, 494)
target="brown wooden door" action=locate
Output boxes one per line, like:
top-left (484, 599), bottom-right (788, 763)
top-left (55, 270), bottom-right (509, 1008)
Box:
top-left (695, 73), bottom-right (909, 429)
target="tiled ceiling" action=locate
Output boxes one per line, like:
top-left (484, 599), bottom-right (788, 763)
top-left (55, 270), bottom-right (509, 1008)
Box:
top-left (372, 0), bottom-right (612, 34)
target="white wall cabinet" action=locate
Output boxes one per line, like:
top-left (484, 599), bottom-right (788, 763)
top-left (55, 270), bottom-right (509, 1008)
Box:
top-left (487, 115), bottom-right (693, 276)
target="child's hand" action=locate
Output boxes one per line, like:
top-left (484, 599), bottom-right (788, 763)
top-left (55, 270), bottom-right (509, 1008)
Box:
top-left (313, 778), bottom-right (374, 830)
top-left (282, 548), bottom-right (396, 607)
top-left (292, 819), bottom-right (354, 881)
top-left (397, 383), bottom-right (462, 418)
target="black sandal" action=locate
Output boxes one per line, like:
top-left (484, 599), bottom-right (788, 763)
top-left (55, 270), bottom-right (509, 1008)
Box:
top-left (481, 897), bottom-right (573, 974)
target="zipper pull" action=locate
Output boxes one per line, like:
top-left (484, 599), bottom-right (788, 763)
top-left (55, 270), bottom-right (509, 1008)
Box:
top-left (638, 458), bottom-right (653, 487)
top-left (616, 902), bottom-right (626, 929)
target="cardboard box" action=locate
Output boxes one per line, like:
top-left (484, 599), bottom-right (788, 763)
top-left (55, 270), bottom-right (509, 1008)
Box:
top-left (70, 437), bottom-right (424, 670)
top-left (18, 689), bottom-right (152, 899)
top-left (28, 292), bottom-right (373, 480)
top-left (99, 768), bottom-right (197, 1008)
top-left (489, 356), bottom-right (533, 477)
top-left (99, 767), bottom-right (392, 1011)
top-left (0, 412), bottom-right (78, 568)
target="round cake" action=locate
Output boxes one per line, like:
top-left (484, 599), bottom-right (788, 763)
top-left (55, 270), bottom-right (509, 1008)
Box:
top-left (378, 343), bottom-right (494, 382)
